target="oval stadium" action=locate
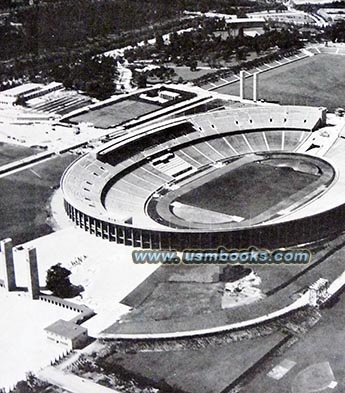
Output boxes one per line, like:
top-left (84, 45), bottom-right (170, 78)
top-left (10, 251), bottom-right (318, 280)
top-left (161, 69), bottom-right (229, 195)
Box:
top-left (61, 105), bottom-right (345, 250)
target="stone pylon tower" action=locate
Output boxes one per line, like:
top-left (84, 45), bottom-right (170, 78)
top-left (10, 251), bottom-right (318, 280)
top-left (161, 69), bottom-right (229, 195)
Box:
top-left (253, 72), bottom-right (259, 102)
top-left (0, 238), bottom-right (16, 291)
top-left (26, 246), bottom-right (40, 299)
top-left (240, 70), bottom-right (246, 100)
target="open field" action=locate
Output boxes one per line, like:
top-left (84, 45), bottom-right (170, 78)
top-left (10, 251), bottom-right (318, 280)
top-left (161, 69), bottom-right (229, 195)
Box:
top-left (177, 161), bottom-right (318, 219)
top-left (0, 153), bottom-right (77, 245)
top-left (91, 333), bottom-right (287, 393)
top-left (120, 281), bottom-right (224, 322)
top-left (108, 264), bottom-right (225, 332)
top-left (0, 142), bottom-right (39, 166)
top-left (105, 233), bottom-right (345, 335)
top-left (172, 66), bottom-right (220, 81)
top-left (214, 55), bottom-right (345, 110)
top-left (121, 264), bottom-right (220, 308)
top-left (169, 51), bottom-right (266, 82)
top-left (242, 287), bottom-right (345, 393)
top-left (67, 98), bottom-right (161, 128)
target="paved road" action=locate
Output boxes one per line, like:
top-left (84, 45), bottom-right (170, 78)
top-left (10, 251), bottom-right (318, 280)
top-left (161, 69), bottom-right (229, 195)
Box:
top-left (38, 367), bottom-right (120, 393)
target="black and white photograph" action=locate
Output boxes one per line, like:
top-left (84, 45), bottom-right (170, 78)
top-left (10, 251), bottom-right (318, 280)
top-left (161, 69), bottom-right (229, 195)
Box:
top-left (0, 0), bottom-right (345, 392)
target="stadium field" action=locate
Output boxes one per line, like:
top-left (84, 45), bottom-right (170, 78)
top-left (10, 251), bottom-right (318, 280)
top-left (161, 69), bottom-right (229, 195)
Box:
top-left (67, 98), bottom-right (161, 128)
top-left (176, 161), bottom-right (318, 219)
top-left (214, 55), bottom-right (345, 110)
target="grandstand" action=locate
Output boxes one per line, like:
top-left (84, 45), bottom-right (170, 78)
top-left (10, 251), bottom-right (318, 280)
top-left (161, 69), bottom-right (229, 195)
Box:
top-left (61, 105), bottom-right (345, 250)
top-left (26, 90), bottom-right (93, 116)
top-left (0, 81), bottom-right (93, 117)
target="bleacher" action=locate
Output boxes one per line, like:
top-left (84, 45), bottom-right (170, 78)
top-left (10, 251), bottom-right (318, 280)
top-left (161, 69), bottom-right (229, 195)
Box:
top-left (27, 91), bottom-right (92, 116)
top-left (188, 139), bottom-right (225, 162)
top-left (265, 131), bottom-right (283, 150)
top-left (201, 105), bottom-right (324, 132)
top-left (244, 131), bottom-right (267, 152)
top-left (61, 106), bottom-right (323, 227)
top-left (99, 122), bottom-right (196, 166)
top-left (227, 134), bottom-right (253, 154)
top-left (283, 130), bottom-right (309, 151)
top-left (140, 163), bottom-right (173, 183)
top-left (207, 138), bottom-right (234, 158)
top-left (176, 145), bottom-right (213, 167)
top-left (91, 131), bottom-right (311, 222)
top-left (152, 154), bottom-right (195, 178)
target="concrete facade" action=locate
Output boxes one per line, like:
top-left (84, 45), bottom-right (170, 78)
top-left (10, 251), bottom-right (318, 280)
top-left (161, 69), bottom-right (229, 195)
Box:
top-left (0, 238), bottom-right (16, 291)
top-left (45, 319), bottom-right (88, 350)
top-left (26, 246), bottom-right (40, 299)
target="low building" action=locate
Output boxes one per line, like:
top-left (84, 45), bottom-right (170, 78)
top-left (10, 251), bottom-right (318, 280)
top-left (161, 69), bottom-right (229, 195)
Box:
top-left (158, 90), bottom-right (180, 102)
top-left (44, 319), bottom-right (89, 350)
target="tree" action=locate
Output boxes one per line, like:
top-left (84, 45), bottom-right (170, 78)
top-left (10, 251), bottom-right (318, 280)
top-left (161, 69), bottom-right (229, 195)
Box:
top-left (136, 73), bottom-right (147, 88)
top-left (46, 263), bottom-right (83, 298)
top-left (155, 33), bottom-right (165, 50)
top-left (14, 381), bottom-right (30, 393)
top-left (236, 48), bottom-right (246, 62)
top-left (189, 59), bottom-right (198, 72)
top-left (49, 55), bottom-right (117, 100)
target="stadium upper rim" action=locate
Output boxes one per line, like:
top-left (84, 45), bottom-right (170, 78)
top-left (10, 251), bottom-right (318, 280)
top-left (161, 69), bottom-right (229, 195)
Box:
top-left (61, 105), bottom-right (345, 249)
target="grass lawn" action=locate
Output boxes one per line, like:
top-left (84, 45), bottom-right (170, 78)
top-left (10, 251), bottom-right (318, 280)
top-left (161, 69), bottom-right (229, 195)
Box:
top-left (67, 98), bottom-right (161, 128)
top-left (98, 332), bottom-right (287, 393)
top-left (177, 161), bottom-right (318, 219)
top-left (172, 66), bottom-right (219, 81)
top-left (121, 264), bottom-right (220, 308)
top-left (121, 281), bottom-right (224, 322)
top-left (214, 54), bottom-right (345, 110)
top-left (169, 50), bottom-right (267, 82)
top-left (0, 142), bottom-right (39, 166)
top-left (0, 152), bottom-right (77, 245)
top-left (105, 234), bottom-right (345, 335)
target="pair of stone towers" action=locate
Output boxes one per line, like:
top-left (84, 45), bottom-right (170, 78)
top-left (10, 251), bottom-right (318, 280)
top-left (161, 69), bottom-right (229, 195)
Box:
top-left (239, 70), bottom-right (259, 102)
top-left (0, 238), bottom-right (40, 299)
